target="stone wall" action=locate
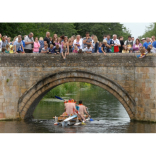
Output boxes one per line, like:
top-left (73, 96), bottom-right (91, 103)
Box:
top-left (0, 53), bottom-right (156, 121)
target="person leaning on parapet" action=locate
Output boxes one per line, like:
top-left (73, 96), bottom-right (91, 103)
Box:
top-left (141, 38), bottom-right (146, 44)
top-left (83, 32), bottom-right (92, 51)
top-left (124, 36), bottom-right (133, 51)
top-left (112, 34), bottom-right (121, 53)
top-left (143, 37), bottom-right (151, 50)
top-left (13, 36), bottom-right (25, 54)
top-left (105, 34), bottom-right (114, 53)
top-left (24, 33), bottom-right (34, 53)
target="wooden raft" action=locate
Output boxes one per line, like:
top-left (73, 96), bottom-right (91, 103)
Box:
top-left (53, 115), bottom-right (88, 122)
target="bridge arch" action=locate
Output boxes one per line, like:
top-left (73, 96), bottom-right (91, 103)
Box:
top-left (18, 70), bottom-right (136, 120)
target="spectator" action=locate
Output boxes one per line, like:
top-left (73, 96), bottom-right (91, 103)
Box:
top-left (147, 45), bottom-right (156, 53)
top-left (55, 37), bottom-right (62, 48)
top-left (103, 35), bottom-right (107, 40)
top-left (24, 33), bottom-right (34, 53)
top-left (62, 45), bottom-right (67, 59)
top-left (83, 32), bottom-right (92, 49)
top-left (9, 45), bottom-right (14, 53)
top-left (49, 44), bottom-right (55, 54)
top-left (13, 36), bottom-right (25, 53)
top-left (101, 40), bottom-right (109, 54)
top-left (62, 36), bottom-right (69, 54)
top-left (73, 35), bottom-right (82, 50)
top-left (141, 38), bottom-right (146, 44)
top-left (2, 47), bottom-right (5, 54)
top-left (112, 34), bottom-right (120, 53)
top-left (2, 36), bottom-right (8, 48)
top-left (84, 45), bottom-right (92, 54)
top-left (49, 37), bottom-right (53, 45)
top-left (44, 32), bottom-right (50, 48)
top-left (122, 46), bottom-right (129, 53)
top-left (73, 45), bottom-right (78, 53)
top-left (143, 37), bottom-right (151, 49)
top-left (54, 44), bottom-right (61, 54)
top-left (7, 37), bottom-right (12, 45)
top-left (133, 38), bottom-right (142, 53)
top-left (152, 39), bottom-right (156, 48)
top-left (12, 36), bottom-right (17, 45)
top-left (16, 35), bottom-right (21, 42)
top-left (39, 37), bottom-right (44, 53)
top-left (41, 43), bottom-right (49, 53)
top-left (124, 36), bottom-right (133, 51)
top-left (119, 36), bottom-right (124, 53)
top-left (151, 36), bottom-right (155, 43)
top-left (33, 37), bottom-right (40, 53)
top-left (0, 38), bottom-right (2, 52)
top-left (105, 34), bottom-right (114, 52)
top-left (52, 34), bottom-right (57, 46)
top-left (5, 44), bottom-right (10, 53)
top-left (0, 33), bottom-right (2, 41)
top-left (98, 42), bottom-right (102, 53)
top-left (68, 39), bottom-right (73, 53)
top-left (92, 35), bottom-right (99, 53)
top-left (132, 37), bottom-right (135, 44)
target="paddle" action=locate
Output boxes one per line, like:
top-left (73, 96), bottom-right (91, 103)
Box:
top-left (55, 96), bottom-right (65, 101)
top-left (86, 108), bottom-right (93, 121)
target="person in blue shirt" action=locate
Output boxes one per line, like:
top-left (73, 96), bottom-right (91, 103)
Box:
top-left (152, 40), bottom-right (156, 48)
top-left (143, 37), bottom-right (151, 49)
top-left (98, 42), bottom-right (102, 53)
top-left (105, 34), bottom-right (114, 52)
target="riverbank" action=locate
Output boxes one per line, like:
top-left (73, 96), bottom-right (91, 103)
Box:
top-left (43, 82), bottom-right (92, 99)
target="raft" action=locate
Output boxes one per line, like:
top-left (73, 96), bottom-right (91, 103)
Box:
top-left (53, 114), bottom-right (89, 126)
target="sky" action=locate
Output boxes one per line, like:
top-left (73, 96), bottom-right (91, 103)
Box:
top-left (121, 23), bottom-right (151, 39)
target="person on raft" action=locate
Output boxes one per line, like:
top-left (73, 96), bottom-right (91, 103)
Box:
top-left (78, 100), bottom-right (90, 118)
top-left (62, 99), bottom-right (86, 122)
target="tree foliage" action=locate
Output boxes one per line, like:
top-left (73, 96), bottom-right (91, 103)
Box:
top-left (138, 23), bottom-right (156, 39)
top-left (0, 23), bottom-right (131, 41)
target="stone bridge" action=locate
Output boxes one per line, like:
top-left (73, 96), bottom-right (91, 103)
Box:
top-left (0, 53), bottom-right (156, 122)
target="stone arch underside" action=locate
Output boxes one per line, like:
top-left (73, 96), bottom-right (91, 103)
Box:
top-left (18, 70), bottom-right (136, 120)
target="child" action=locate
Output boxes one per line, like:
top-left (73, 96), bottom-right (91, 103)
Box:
top-left (1, 47), bottom-right (5, 54)
top-left (78, 49), bottom-right (83, 53)
top-left (41, 43), bottom-right (49, 53)
top-left (73, 45), bottom-right (78, 53)
top-left (33, 37), bottom-right (40, 53)
top-left (5, 44), bottom-right (10, 53)
top-left (54, 44), bottom-right (61, 54)
top-left (49, 44), bottom-right (55, 54)
top-left (147, 44), bottom-right (156, 53)
top-left (84, 45), bottom-right (92, 54)
top-left (98, 42), bottom-right (102, 53)
top-left (139, 48), bottom-right (146, 58)
top-left (9, 45), bottom-right (14, 53)
top-left (122, 46), bottom-right (129, 53)
top-left (62, 45), bottom-right (67, 59)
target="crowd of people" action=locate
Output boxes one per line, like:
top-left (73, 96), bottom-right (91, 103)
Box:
top-left (0, 31), bottom-right (156, 59)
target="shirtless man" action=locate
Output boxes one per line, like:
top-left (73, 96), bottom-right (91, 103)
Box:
top-left (78, 100), bottom-right (90, 118)
top-left (64, 99), bottom-right (76, 116)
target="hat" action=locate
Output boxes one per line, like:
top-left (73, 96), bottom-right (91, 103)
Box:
top-left (103, 39), bottom-right (107, 43)
top-left (141, 38), bottom-right (146, 41)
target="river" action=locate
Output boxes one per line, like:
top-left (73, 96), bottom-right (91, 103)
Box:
top-left (0, 85), bottom-right (156, 133)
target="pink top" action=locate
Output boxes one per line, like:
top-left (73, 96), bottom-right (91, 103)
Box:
top-left (73, 49), bottom-right (78, 53)
top-left (33, 42), bottom-right (40, 52)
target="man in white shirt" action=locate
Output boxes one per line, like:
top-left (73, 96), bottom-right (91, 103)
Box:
top-left (112, 34), bottom-right (120, 53)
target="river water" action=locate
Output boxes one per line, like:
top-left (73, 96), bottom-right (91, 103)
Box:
top-left (1, 86), bottom-right (156, 133)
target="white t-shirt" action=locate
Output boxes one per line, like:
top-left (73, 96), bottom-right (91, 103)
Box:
top-left (113, 39), bottom-right (120, 46)
top-left (73, 39), bottom-right (82, 49)
top-left (84, 47), bottom-right (92, 52)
